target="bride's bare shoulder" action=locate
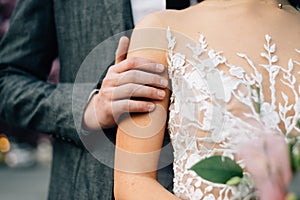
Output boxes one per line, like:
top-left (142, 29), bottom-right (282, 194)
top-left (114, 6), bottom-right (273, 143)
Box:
top-left (134, 9), bottom-right (188, 29)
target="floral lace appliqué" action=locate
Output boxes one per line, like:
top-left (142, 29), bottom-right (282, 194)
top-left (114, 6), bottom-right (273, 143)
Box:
top-left (166, 27), bottom-right (300, 200)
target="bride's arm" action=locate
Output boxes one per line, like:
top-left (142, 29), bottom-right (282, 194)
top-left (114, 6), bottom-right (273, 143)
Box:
top-left (114, 13), bottom-right (179, 200)
top-left (114, 101), bottom-right (178, 200)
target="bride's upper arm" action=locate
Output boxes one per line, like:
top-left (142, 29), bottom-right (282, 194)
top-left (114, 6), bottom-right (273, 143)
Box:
top-left (114, 12), bottom-right (170, 177)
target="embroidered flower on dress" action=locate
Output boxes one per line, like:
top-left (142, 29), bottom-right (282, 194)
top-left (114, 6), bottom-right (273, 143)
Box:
top-left (171, 53), bottom-right (186, 68)
top-left (294, 99), bottom-right (300, 113)
top-left (192, 189), bottom-right (204, 200)
top-left (260, 102), bottom-right (280, 128)
top-left (203, 194), bottom-right (216, 200)
top-left (208, 49), bottom-right (226, 66)
top-left (166, 28), bottom-right (299, 200)
top-left (228, 65), bottom-right (245, 79)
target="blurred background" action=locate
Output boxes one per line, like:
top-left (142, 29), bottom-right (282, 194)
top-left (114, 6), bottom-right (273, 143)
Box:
top-left (0, 0), bottom-right (56, 199)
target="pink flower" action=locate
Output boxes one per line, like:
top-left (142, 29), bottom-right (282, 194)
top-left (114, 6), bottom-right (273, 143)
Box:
top-left (237, 131), bottom-right (292, 200)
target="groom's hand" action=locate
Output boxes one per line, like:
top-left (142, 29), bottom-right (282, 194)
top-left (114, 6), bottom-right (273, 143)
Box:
top-left (83, 36), bottom-right (168, 130)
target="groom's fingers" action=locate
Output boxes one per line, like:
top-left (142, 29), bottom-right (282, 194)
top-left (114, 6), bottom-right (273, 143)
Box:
top-left (111, 83), bottom-right (166, 100)
top-left (115, 36), bottom-right (130, 64)
top-left (112, 99), bottom-right (156, 115)
top-left (114, 70), bottom-right (168, 88)
top-left (114, 36), bottom-right (165, 74)
top-left (111, 57), bottom-right (166, 74)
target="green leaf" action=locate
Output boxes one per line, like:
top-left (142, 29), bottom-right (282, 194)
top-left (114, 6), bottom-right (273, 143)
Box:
top-left (286, 193), bottom-right (298, 200)
top-left (289, 137), bottom-right (300, 173)
top-left (226, 176), bottom-right (242, 186)
top-left (190, 155), bottom-right (243, 184)
top-left (287, 171), bottom-right (300, 199)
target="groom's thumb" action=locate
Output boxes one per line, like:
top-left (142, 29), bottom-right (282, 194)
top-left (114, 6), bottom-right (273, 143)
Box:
top-left (115, 36), bottom-right (130, 64)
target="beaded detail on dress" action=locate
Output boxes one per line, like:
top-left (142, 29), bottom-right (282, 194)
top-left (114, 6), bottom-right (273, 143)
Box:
top-left (166, 27), bottom-right (300, 200)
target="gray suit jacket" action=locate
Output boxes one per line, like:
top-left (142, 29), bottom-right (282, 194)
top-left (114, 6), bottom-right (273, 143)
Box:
top-left (0, 0), bottom-right (173, 199)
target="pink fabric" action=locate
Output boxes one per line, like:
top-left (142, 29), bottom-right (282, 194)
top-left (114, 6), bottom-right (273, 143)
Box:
top-left (238, 132), bottom-right (292, 200)
top-left (47, 59), bottom-right (60, 84)
top-left (0, 0), bottom-right (16, 36)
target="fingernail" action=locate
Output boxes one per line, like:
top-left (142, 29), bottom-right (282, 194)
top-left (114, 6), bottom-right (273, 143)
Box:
top-left (148, 103), bottom-right (155, 111)
top-left (157, 90), bottom-right (165, 98)
top-left (160, 78), bottom-right (168, 87)
top-left (156, 64), bottom-right (165, 71)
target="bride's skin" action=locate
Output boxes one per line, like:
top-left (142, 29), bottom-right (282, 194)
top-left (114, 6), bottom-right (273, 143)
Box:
top-left (114, 0), bottom-right (300, 199)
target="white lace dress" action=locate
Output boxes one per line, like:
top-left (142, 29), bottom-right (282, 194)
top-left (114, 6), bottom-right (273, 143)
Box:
top-left (166, 27), bottom-right (300, 200)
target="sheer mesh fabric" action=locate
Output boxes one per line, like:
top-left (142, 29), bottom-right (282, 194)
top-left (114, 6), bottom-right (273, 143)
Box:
top-left (166, 28), bottom-right (300, 200)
